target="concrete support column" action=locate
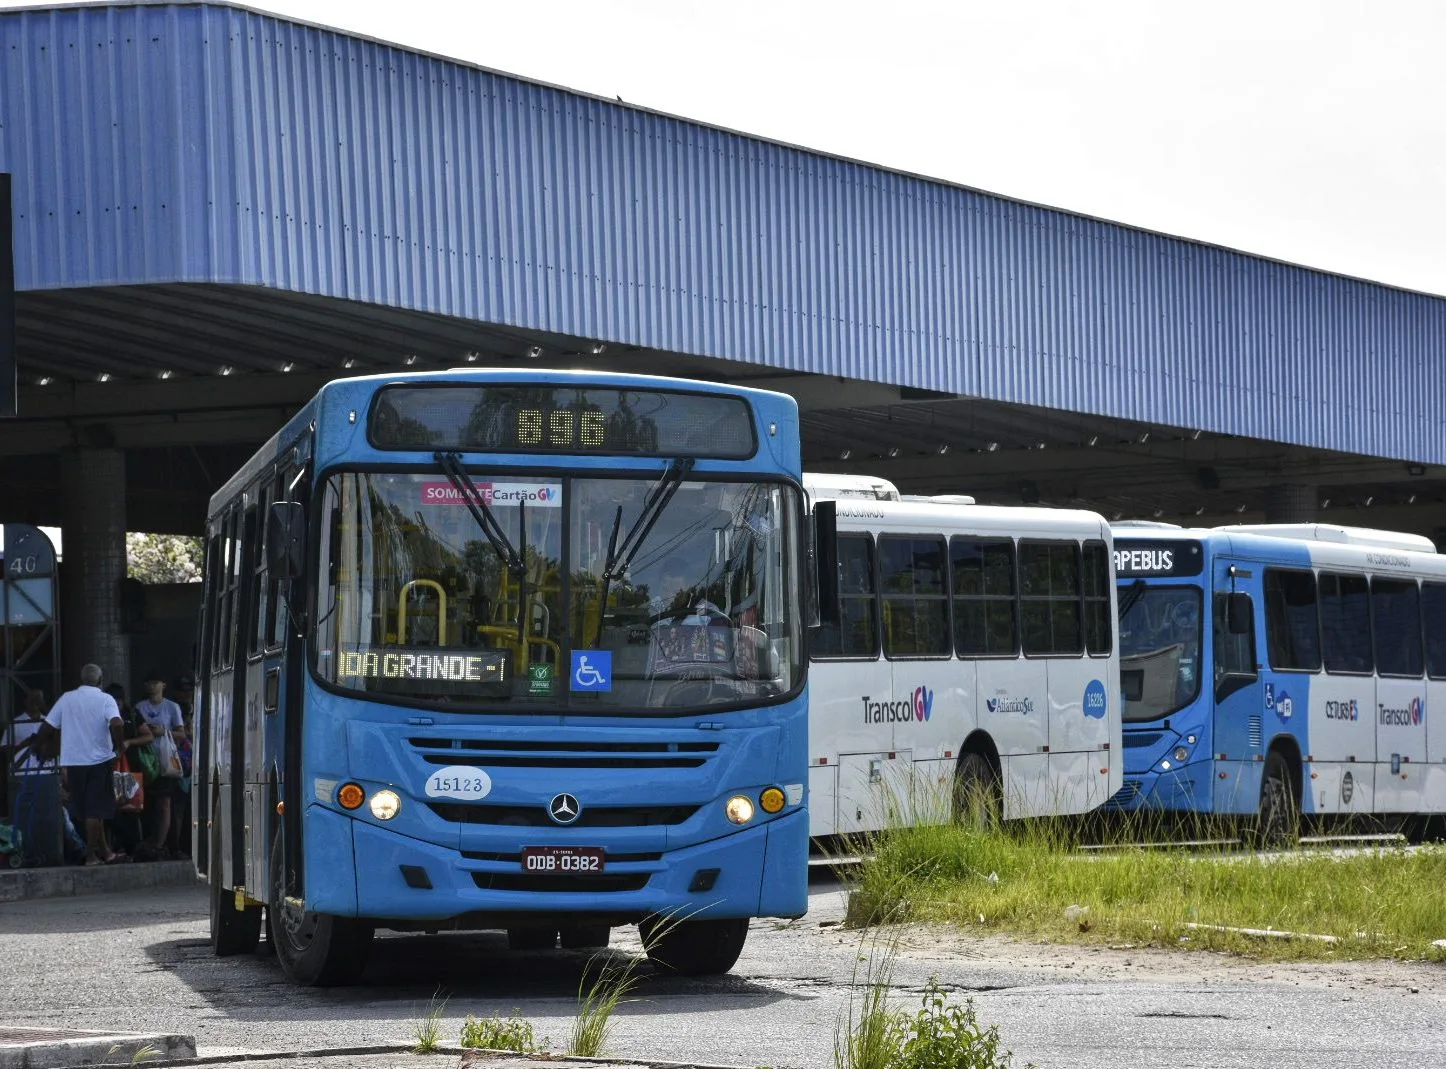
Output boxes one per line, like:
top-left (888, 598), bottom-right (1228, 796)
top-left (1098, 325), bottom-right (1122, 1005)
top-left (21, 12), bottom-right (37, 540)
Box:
top-left (59, 447), bottom-right (129, 692)
top-left (1264, 483), bottom-right (1317, 524)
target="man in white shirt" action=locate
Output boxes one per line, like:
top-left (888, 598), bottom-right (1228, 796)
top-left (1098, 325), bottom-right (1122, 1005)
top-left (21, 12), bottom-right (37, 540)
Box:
top-left (32, 664), bottom-right (125, 866)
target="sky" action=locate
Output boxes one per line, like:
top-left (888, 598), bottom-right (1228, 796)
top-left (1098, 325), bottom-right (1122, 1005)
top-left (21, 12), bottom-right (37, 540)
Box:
top-left (7, 0), bottom-right (1446, 297)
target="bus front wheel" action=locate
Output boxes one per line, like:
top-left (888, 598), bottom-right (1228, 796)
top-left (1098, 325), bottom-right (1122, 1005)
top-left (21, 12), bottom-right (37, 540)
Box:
top-left (639, 916), bottom-right (748, 976)
top-left (267, 831), bottom-right (373, 986)
top-left (1253, 754), bottom-right (1299, 849)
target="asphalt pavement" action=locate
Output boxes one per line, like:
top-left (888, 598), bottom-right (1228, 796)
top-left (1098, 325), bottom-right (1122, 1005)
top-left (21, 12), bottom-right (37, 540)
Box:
top-left (1, 877), bottom-right (1444, 1068)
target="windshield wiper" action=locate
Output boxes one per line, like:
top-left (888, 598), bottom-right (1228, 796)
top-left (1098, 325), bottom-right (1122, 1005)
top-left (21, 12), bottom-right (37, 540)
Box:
top-left (434, 452), bottom-right (531, 655)
top-left (593, 457), bottom-right (694, 645)
top-left (1117, 579), bottom-right (1148, 620)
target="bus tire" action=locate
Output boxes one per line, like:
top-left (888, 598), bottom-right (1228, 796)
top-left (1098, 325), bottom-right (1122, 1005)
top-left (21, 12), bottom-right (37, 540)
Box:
top-left (639, 916), bottom-right (748, 976)
top-left (1253, 753), bottom-right (1298, 849)
top-left (209, 827), bottom-right (262, 957)
top-left (506, 927), bottom-right (558, 951)
top-left (559, 925), bottom-right (610, 949)
top-left (952, 752), bottom-right (1001, 830)
top-left (267, 831), bottom-right (373, 986)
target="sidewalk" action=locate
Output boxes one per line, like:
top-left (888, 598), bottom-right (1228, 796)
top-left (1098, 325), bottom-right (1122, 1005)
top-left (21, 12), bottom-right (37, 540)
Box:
top-left (0, 859), bottom-right (198, 903)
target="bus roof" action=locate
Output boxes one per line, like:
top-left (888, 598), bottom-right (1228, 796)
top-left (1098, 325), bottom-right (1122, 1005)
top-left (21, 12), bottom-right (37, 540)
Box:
top-left (803, 472), bottom-right (901, 503)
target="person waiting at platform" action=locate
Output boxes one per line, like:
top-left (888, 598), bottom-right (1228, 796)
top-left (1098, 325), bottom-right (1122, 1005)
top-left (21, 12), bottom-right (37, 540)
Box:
top-left (32, 664), bottom-right (126, 866)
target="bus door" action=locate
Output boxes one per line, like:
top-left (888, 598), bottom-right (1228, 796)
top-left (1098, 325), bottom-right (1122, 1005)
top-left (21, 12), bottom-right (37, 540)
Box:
top-left (1210, 561), bottom-right (1263, 814)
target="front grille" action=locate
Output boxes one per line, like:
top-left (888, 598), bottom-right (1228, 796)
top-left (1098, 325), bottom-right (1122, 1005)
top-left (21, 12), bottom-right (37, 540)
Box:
top-left (471, 871), bottom-right (650, 893)
top-left (1123, 731), bottom-right (1164, 749)
top-left (462, 849), bottom-right (663, 863)
top-left (428, 802), bottom-right (698, 827)
top-left (1104, 780), bottom-right (1142, 809)
top-left (410, 737), bottom-right (719, 770)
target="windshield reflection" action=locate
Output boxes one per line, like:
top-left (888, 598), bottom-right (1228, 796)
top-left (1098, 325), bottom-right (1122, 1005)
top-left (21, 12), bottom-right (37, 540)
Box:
top-left (1119, 585), bottom-right (1202, 722)
top-left (313, 472), bottom-right (803, 713)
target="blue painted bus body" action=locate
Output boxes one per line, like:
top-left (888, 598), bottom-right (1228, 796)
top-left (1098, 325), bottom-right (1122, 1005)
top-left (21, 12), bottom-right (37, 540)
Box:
top-left (200, 370), bottom-right (809, 964)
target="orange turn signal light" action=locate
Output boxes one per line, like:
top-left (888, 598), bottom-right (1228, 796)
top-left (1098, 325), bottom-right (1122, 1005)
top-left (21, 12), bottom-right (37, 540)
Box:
top-left (337, 783), bottom-right (366, 810)
top-left (759, 787), bottom-right (786, 814)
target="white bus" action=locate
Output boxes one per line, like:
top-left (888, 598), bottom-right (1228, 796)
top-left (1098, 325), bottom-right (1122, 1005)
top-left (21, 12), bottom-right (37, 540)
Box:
top-left (807, 473), bottom-right (1122, 840)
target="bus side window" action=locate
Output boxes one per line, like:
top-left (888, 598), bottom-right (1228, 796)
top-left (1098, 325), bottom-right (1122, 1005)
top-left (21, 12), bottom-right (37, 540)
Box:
top-left (1213, 592), bottom-right (1257, 700)
top-left (811, 534), bottom-right (878, 658)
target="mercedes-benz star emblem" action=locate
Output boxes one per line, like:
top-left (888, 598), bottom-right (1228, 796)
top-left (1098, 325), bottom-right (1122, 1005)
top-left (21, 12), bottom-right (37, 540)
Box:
top-left (549, 793), bottom-right (581, 825)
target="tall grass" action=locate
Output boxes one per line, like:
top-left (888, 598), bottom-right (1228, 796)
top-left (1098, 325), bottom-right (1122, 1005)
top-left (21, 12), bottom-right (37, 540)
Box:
top-left (568, 953), bottom-right (643, 1057)
top-left (849, 809), bottom-right (1446, 961)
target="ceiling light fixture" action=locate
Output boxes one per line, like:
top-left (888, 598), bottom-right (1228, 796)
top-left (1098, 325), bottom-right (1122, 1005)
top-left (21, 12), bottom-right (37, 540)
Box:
top-left (1191, 429), bottom-right (1203, 440)
top-left (888, 447), bottom-right (901, 458)
top-left (1136, 431), bottom-right (1151, 445)
top-left (839, 448), bottom-right (852, 460)
top-left (465, 351), bottom-right (479, 362)
top-left (159, 369), bottom-right (173, 380)
top-left (37, 376), bottom-right (52, 386)
top-left (97, 372), bottom-right (111, 382)
top-left (280, 361), bottom-right (295, 373)
top-left (1034, 441), bottom-right (1046, 451)
top-left (403, 354), bottom-right (418, 366)
top-left (526, 345), bottom-right (543, 359)
top-left (937, 443), bottom-right (950, 455)
top-left (1194, 506), bottom-right (1205, 516)
top-left (1235, 503), bottom-right (1247, 513)
top-left (590, 342), bottom-right (606, 356)
top-left (1087, 435), bottom-right (1099, 447)
top-left (1320, 498), bottom-right (1331, 509)
top-left (343, 358), bottom-right (356, 368)
top-left (219, 365), bottom-right (234, 376)
top-left (1153, 509), bottom-right (1164, 518)
top-left (986, 441), bottom-right (999, 453)
top-left (1408, 493), bottom-right (1417, 504)
top-left (1364, 495), bottom-right (1374, 506)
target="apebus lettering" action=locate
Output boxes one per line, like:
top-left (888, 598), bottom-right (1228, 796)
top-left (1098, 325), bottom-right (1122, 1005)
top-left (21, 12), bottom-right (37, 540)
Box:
top-left (1114, 548), bottom-right (1172, 574)
top-left (861, 686), bottom-right (934, 724)
top-left (1366, 552), bottom-right (1410, 568)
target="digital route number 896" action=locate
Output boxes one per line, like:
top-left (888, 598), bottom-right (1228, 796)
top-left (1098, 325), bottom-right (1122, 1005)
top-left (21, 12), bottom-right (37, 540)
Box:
top-left (516, 408), bottom-right (606, 448)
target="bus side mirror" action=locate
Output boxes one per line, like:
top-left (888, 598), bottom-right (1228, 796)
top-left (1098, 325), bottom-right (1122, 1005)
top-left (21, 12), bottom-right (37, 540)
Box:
top-left (814, 500), bottom-right (840, 628)
top-left (266, 502), bottom-right (306, 579)
top-left (1226, 592), bottom-right (1251, 635)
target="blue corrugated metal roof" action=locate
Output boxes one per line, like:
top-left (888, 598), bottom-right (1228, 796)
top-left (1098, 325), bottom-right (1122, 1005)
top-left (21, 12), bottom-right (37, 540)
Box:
top-left (2, 1), bottom-right (1444, 462)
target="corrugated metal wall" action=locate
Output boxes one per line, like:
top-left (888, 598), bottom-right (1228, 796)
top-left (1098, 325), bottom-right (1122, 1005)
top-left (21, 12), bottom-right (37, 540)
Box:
top-left (2, 2), bottom-right (1443, 461)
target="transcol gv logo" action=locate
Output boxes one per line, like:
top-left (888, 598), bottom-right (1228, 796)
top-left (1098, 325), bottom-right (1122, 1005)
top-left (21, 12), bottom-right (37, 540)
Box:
top-left (1378, 697), bottom-right (1425, 727)
top-left (861, 686), bottom-right (933, 724)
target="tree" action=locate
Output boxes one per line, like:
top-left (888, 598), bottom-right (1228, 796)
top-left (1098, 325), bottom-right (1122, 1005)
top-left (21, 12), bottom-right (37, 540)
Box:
top-left (126, 533), bottom-right (204, 584)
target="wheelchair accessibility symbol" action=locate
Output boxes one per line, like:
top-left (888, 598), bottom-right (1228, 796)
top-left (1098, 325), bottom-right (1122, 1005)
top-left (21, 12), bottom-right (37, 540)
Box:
top-left (571, 650), bottom-right (612, 692)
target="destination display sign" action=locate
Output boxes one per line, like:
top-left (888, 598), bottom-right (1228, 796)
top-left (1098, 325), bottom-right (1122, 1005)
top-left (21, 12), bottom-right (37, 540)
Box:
top-left (1113, 538), bottom-right (1205, 578)
top-left (335, 645), bottom-right (509, 696)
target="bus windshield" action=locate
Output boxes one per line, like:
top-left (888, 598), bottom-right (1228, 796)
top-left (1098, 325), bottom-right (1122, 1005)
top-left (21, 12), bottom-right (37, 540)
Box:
top-left (313, 470), bottom-right (803, 712)
top-left (1119, 585), bottom-right (1202, 722)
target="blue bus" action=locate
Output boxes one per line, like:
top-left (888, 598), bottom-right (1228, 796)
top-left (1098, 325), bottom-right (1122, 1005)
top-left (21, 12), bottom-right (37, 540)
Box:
top-left (1110, 522), bottom-right (1446, 843)
top-left (195, 369), bottom-right (809, 985)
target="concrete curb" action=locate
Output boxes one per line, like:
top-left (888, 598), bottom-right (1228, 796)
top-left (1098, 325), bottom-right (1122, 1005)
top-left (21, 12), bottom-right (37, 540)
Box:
top-left (0, 1029), bottom-right (195, 1069)
top-left (0, 861), bottom-right (199, 903)
top-left (149, 1043), bottom-right (751, 1069)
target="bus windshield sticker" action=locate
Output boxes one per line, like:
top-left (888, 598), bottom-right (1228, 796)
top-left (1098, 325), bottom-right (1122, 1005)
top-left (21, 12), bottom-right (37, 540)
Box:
top-left (425, 766), bottom-right (493, 801)
top-left (571, 650), bottom-right (612, 692)
top-left (421, 482), bottom-right (562, 508)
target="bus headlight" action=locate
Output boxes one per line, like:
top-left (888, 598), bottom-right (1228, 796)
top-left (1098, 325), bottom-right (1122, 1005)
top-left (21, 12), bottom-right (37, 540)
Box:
top-left (725, 795), bottom-right (755, 825)
top-left (369, 789), bottom-right (402, 821)
top-left (1173, 747), bottom-right (1190, 763)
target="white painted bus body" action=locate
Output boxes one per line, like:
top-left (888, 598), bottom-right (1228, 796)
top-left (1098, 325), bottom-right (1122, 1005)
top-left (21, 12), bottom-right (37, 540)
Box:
top-left (806, 475), bottom-right (1122, 836)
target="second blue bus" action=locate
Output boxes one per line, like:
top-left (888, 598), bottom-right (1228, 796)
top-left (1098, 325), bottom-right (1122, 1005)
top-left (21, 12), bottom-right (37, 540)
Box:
top-left (1110, 522), bottom-right (1446, 843)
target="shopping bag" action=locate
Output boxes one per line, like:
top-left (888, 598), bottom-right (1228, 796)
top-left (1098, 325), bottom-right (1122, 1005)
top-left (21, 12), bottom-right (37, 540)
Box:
top-left (132, 742), bottom-right (160, 783)
top-left (114, 756), bottom-right (145, 812)
top-left (151, 732), bottom-right (184, 779)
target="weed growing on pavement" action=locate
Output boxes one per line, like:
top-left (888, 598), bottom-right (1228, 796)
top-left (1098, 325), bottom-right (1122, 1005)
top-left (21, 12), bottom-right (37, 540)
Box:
top-left (834, 928), bottom-right (1026, 1069)
top-left (106, 1043), bottom-right (161, 1066)
top-left (850, 806), bottom-right (1446, 961)
top-left (409, 989), bottom-right (449, 1054)
top-left (568, 952), bottom-right (643, 1057)
top-left (459, 1014), bottom-right (543, 1053)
